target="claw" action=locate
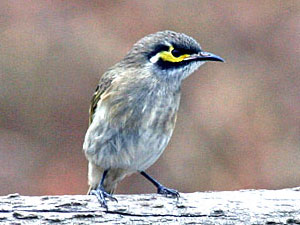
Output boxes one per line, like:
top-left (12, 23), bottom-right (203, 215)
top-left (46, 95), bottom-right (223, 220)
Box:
top-left (90, 187), bottom-right (118, 210)
top-left (107, 194), bottom-right (118, 203)
top-left (157, 185), bottom-right (180, 199)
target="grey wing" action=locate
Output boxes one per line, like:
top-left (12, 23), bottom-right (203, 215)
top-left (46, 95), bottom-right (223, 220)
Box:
top-left (84, 70), bottom-right (121, 167)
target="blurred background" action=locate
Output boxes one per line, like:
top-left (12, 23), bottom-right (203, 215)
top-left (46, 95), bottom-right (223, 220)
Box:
top-left (0, 1), bottom-right (299, 196)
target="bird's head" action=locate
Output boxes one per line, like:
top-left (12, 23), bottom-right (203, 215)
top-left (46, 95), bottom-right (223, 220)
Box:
top-left (121, 30), bottom-right (224, 83)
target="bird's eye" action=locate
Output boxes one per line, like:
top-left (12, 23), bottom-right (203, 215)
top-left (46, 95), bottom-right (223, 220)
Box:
top-left (171, 49), bottom-right (182, 57)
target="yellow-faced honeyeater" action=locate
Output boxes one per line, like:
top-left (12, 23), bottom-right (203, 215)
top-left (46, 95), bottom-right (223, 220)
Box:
top-left (83, 30), bottom-right (224, 208)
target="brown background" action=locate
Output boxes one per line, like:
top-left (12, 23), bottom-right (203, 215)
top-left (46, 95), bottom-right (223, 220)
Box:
top-left (0, 1), bottom-right (299, 196)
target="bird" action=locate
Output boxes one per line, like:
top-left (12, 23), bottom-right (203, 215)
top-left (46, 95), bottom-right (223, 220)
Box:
top-left (83, 30), bottom-right (224, 209)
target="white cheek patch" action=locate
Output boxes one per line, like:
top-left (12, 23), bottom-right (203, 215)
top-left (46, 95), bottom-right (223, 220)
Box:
top-left (149, 53), bottom-right (160, 63)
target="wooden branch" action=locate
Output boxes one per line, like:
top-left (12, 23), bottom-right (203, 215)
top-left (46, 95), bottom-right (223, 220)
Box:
top-left (1, 188), bottom-right (299, 224)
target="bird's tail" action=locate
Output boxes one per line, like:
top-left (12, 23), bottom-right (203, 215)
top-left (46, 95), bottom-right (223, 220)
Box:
top-left (87, 162), bottom-right (128, 194)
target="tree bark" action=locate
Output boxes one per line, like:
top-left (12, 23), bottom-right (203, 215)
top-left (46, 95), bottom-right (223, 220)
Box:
top-left (1, 187), bottom-right (299, 224)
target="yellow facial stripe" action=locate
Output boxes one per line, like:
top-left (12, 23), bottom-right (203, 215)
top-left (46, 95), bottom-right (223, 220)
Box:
top-left (159, 46), bottom-right (190, 63)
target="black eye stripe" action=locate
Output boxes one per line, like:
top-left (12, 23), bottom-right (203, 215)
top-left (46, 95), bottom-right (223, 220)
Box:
top-left (172, 43), bottom-right (200, 55)
top-left (148, 43), bottom-right (200, 61)
top-left (171, 49), bottom-right (182, 57)
top-left (148, 44), bottom-right (170, 59)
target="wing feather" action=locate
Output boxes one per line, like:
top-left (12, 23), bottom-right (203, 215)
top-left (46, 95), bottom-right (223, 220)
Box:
top-left (88, 73), bottom-right (114, 125)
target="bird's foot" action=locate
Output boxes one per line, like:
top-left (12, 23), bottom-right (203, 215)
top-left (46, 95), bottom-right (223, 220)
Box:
top-left (90, 187), bottom-right (118, 210)
top-left (157, 185), bottom-right (180, 199)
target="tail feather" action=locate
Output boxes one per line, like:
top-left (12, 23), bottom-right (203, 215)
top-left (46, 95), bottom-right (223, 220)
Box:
top-left (87, 162), bottom-right (129, 194)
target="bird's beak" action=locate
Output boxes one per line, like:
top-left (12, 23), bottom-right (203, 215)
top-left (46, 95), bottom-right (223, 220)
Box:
top-left (184, 51), bottom-right (225, 62)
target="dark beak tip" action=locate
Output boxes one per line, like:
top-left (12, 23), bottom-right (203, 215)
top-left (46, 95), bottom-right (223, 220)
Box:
top-left (216, 57), bottom-right (225, 63)
top-left (198, 51), bottom-right (225, 63)
top-left (207, 53), bottom-right (225, 63)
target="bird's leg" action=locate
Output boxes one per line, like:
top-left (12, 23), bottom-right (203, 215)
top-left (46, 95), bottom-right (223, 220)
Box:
top-left (90, 169), bottom-right (118, 209)
top-left (140, 171), bottom-right (180, 198)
